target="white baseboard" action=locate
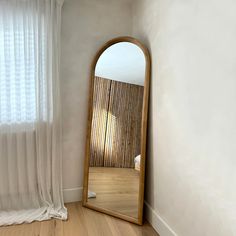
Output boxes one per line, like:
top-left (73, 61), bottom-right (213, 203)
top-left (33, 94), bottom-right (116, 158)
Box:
top-left (63, 187), bottom-right (83, 203)
top-left (144, 201), bottom-right (178, 236)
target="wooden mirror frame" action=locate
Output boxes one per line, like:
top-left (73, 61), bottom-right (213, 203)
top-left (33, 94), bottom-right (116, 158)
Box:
top-left (82, 36), bottom-right (151, 225)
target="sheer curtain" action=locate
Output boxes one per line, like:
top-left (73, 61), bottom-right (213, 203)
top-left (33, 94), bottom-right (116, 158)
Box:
top-left (0, 0), bottom-right (67, 225)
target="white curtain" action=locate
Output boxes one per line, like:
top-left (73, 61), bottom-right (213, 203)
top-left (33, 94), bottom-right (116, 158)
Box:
top-left (0, 0), bottom-right (67, 226)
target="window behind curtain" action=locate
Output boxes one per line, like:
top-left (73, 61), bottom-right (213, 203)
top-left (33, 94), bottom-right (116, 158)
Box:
top-left (0, 2), bottom-right (47, 126)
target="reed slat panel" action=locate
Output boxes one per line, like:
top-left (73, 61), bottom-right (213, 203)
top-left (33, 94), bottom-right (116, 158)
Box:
top-left (90, 77), bottom-right (143, 168)
top-left (90, 77), bottom-right (111, 166)
top-left (104, 80), bottom-right (143, 168)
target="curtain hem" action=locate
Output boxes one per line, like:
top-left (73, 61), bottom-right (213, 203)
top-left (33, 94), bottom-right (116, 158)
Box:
top-left (0, 206), bottom-right (67, 226)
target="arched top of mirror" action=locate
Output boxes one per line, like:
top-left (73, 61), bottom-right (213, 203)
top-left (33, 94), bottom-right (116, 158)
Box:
top-left (95, 42), bottom-right (145, 86)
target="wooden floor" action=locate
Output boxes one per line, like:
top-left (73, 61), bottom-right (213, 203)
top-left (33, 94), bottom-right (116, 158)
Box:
top-left (0, 202), bottom-right (159, 236)
top-left (88, 167), bottom-right (139, 218)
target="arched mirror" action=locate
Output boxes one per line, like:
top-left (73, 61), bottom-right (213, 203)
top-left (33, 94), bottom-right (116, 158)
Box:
top-left (83, 37), bottom-right (151, 225)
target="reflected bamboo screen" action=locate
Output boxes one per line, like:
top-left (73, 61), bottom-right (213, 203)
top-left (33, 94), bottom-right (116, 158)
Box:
top-left (90, 77), bottom-right (111, 166)
top-left (90, 77), bottom-right (143, 168)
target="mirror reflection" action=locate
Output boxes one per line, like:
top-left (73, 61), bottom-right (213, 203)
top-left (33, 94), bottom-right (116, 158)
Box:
top-left (87, 42), bottom-right (145, 219)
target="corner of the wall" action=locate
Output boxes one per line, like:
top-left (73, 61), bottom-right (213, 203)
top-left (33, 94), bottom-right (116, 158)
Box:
top-left (145, 201), bottom-right (178, 236)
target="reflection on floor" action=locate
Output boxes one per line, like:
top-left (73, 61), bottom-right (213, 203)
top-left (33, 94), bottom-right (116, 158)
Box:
top-left (88, 167), bottom-right (140, 218)
top-left (0, 202), bottom-right (159, 236)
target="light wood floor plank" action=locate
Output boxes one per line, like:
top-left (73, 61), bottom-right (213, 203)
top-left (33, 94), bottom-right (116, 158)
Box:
top-left (0, 202), bottom-right (159, 236)
top-left (88, 167), bottom-right (139, 218)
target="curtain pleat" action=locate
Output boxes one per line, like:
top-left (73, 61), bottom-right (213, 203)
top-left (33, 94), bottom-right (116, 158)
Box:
top-left (0, 0), bottom-right (67, 226)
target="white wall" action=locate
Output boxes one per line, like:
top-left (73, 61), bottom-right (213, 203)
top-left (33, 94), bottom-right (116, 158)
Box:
top-left (132, 0), bottom-right (236, 235)
top-left (61, 0), bottom-right (236, 235)
top-left (60, 0), bottom-right (132, 202)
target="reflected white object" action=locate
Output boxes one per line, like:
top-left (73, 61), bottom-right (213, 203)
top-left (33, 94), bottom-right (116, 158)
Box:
top-left (88, 191), bottom-right (97, 198)
top-left (95, 42), bottom-right (145, 86)
top-left (134, 155), bottom-right (141, 171)
top-left (134, 155), bottom-right (141, 164)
